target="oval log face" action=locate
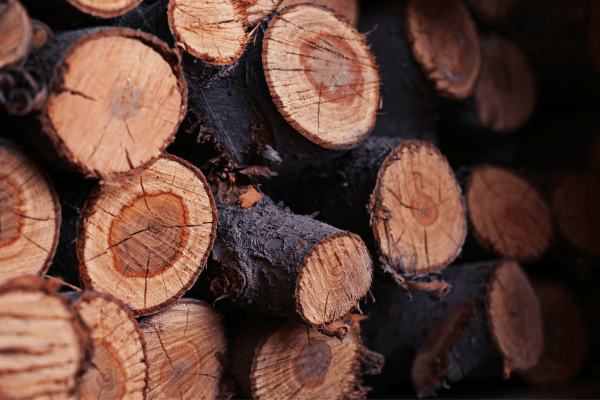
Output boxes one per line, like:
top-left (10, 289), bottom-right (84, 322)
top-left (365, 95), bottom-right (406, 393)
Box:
top-left (263, 4), bottom-right (379, 150)
top-left (65, 0), bottom-right (144, 18)
top-left (79, 156), bottom-right (217, 316)
top-left (0, 0), bottom-right (32, 69)
top-left (406, 0), bottom-right (481, 99)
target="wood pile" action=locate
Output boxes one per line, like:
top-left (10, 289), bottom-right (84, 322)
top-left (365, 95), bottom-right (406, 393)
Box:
top-left (1, 0), bottom-right (599, 398)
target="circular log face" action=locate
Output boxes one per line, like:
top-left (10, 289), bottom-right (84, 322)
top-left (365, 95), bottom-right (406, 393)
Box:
top-left (0, 0), bottom-right (32, 69)
top-left (486, 259), bottom-right (544, 376)
top-left (296, 232), bottom-right (372, 327)
top-left (251, 320), bottom-right (359, 399)
top-left (45, 29), bottom-right (186, 180)
top-left (463, 0), bottom-right (521, 23)
top-left (263, 4), bottom-right (379, 150)
top-left (0, 140), bottom-right (60, 284)
top-left (370, 141), bottom-right (467, 275)
top-left (76, 292), bottom-right (147, 400)
top-left (245, 0), bottom-right (282, 26)
top-left (168, 0), bottom-right (248, 65)
top-left (79, 156), bottom-right (217, 316)
top-left (141, 299), bottom-right (227, 400)
top-left (406, 0), bottom-right (481, 99)
top-left (524, 281), bottom-right (589, 385)
top-left (277, 0), bottom-right (360, 26)
top-left (467, 165), bottom-right (553, 262)
top-left (552, 172), bottom-right (600, 257)
top-left (65, 0), bottom-right (144, 18)
top-left (474, 34), bottom-right (536, 133)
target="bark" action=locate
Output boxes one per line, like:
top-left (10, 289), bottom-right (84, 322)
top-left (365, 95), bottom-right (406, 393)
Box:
top-left (209, 194), bottom-right (373, 330)
top-left (0, 0), bottom-right (32, 69)
top-left (229, 314), bottom-right (384, 400)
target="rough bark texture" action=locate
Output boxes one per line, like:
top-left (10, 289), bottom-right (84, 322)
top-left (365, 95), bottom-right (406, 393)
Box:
top-left (0, 0), bottom-right (32, 69)
top-left (229, 314), bottom-right (384, 399)
top-left (210, 195), bottom-right (373, 329)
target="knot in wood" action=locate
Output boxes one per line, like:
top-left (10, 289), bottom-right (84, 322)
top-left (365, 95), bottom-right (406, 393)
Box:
top-left (293, 339), bottom-right (332, 387)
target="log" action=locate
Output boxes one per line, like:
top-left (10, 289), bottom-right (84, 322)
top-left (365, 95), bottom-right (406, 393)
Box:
top-left (187, 4), bottom-right (380, 169)
top-left (0, 0), bottom-right (32, 69)
top-left (21, 0), bottom-right (142, 21)
top-left (523, 280), bottom-right (589, 385)
top-left (0, 275), bottom-right (92, 399)
top-left (139, 298), bottom-right (229, 400)
top-left (0, 138), bottom-right (60, 284)
top-left (78, 155), bottom-right (218, 316)
top-left (64, 0), bottom-right (143, 18)
top-left (210, 195), bottom-right (373, 330)
top-left (22, 27), bottom-right (187, 180)
top-left (465, 164), bottom-right (553, 263)
top-left (265, 137), bottom-right (467, 295)
top-left (551, 171), bottom-right (600, 257)
top-left (68, 291), bottom-right (148, 400)
top-left (245, 0), bottom-right (282, 26)
top-left (229, 314), bottom-right (384, 399)
top-left (412, 259), bottom-right (543, 398)
top-left (277, 0), bottom-right (359, 26)
top-left (463, 0), bottom-right (522, 24)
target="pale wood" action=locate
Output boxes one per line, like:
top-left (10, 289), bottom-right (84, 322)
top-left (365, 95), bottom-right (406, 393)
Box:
top-left (370, 141), bottom-right (467, 276)
top-left (66, 0), bottom-right (143, 18)
top-left (463, 0), bottom-right (521, 23)
top-left (73, 292), bottom-right (148, 400)
top-left (79, 155), bottom-right (217, 316)
top-left (0, 139), bottom-right (60, 284)
top-left (473, 33), bottom-right (536, 133)
top-left (466, 165), bottom-right (553, 262)
top-left (277, 0), bottom-right (360, 26)
top-left (0, 0), bottom-right (32, 68)
top-left (263, 4), bottom-right (379, 150)
top-left (0, 276), bottom-right (91, 400)
top-left (245, 0), bottom-right (281, 26)
top-left (42, 28), bottom-right (186, 180)
top-left (140, 299), bottom-right (227, 400)
top-left (406, 0), bottom-right (481, 99)
top-left (168, 0), bottom-right (248, 65)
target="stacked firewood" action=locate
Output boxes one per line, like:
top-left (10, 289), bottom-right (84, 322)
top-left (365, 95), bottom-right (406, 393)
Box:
top-left (1, 0), bottom-right (598, 398)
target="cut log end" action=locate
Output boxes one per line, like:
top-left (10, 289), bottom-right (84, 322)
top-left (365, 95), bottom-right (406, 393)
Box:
top-left (245, 0), bottom-right (282, 26)
top-left (168, 0), bottom-right (249, 65)
top-left (65, 0), bottom-right (144, 18)
top-left (74, 292), bottom-right (147, 400)
top-left (0, 0), bottom-right (32, 69)
top-left (277, 0), bottom-right (360, 26)
top-left (406, 0), bottom-right (481, 99)
top-left (463, 0), bottom-right (521, 24)
top-left (0, 139), bottom-right (60, 284)
top-left (296, 232), bottom-right (372, 327)
top-left (370, 140), bottom-right (467, 276)
top-left (263, 4), bottom-right (379, 150)
top-left (552, 172), bottom-right (600, 257)
top-left (44, 28), bottom-right (186, 180)
top-left (486, 259), bottom-right (544, 377)
top-left (79, 155), bottom-right (217, 316)
top-left (474, 33), bottom-right (536, 133)
top-left (30, 20), bottom-right (52, 52)
top-left (467, 165), bottom-right (553, 262)
top-left (524, 281), bottom-right (589, 385)
top-left (0, 276), bottom-right (91, 400)
top-left (140, 299), bottom-right (228, 400)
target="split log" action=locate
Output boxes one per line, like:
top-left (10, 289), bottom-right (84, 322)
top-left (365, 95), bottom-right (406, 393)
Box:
top-left (0, 275), bottom-right (92, 399)
top-left (78, 155), bottom-right (217, 316)
top-left (230, 314), bottom-right (384, 399)
top-left (68, 291), bottom-right (148, 400)
top-left (524, 280), bottom-right (589, 385)
top-left (0, 0), bottom-right (32, 69)
top-left (266, 137), bottom-right (467, 296)
top-left (188, 4), bottom-right (379, 169)
top-left (0, 138), bottom-right (60, 284)
top-left (277, 0), bottom-right (359, 26)
top-left (245, 0), bottom-right (282, 26)
top-left (210, 195), bottom-right (373, 330)
top-left (140, 298), bottom-right (229, 400)
top-left (551, 171), bottom-right (600, 257)
top-left (411, 259), bottom-right (543, 398)
top-left (465, 165), bottom-right (553, 263)
top-left (463, 0), bottom-right (522, 24)
top-left (21, 27), bottom-right (187, 180)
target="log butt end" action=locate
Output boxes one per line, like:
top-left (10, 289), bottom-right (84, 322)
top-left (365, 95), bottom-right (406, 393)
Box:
top-left (0, 0), bottom-right (32, 69)
top-left (65, 0), bottom-right (144, 18)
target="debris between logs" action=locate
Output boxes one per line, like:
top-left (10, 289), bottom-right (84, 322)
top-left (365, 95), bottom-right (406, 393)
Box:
top-left (230, 314), bottom-right (384, 399)
top-left (277, 0), bottom-right (360, 26)
top-left (266, 137), bottom-right (467, 297)
top-left (0, 139), bottom-right (60, 284)
top-left (0, 0), bottom-right (32, 69)
top-left (0, 275), bottom-right (92, 400)
top-left (78, 155), bottom-right (217, 316)
top-left (67, 291), bottom-right (148, 400)
top-left (210, 194), bottom-right (373, 332)
top-left (140, 298), bottom-right (229, 400)
top-left (21, 27), bottom-right (187, 180)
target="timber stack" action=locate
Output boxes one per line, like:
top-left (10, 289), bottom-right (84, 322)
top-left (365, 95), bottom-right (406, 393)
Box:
top-left (1, 0), bottom-right (599, 398)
